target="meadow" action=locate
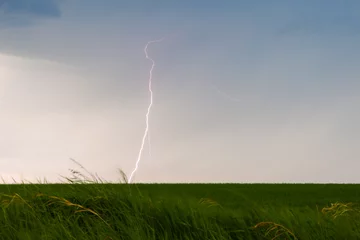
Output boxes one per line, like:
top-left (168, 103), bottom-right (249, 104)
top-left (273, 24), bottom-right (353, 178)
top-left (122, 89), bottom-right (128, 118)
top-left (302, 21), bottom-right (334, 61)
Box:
top-left (1, 164), bottom-right (360, 239)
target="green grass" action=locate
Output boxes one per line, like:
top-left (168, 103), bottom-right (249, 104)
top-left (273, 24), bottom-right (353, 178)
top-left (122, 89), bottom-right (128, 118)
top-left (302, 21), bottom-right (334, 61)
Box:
top-left (1, 161), bottom-right (360, 239)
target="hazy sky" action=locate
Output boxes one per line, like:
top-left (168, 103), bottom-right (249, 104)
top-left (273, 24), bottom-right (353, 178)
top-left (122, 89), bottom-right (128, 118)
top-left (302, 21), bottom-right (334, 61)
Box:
top-left (1, 0), bottom-right (360, 183)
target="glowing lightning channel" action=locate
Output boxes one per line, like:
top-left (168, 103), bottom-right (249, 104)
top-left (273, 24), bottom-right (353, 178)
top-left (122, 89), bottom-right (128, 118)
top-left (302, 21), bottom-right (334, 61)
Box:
top-left (128, 38), bottom-right (163, 184)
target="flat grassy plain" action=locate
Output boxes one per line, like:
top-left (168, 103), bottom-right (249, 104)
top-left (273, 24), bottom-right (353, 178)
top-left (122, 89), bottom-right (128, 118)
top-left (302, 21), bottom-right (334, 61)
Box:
top-left (1, 180), bottom-right (360, 239)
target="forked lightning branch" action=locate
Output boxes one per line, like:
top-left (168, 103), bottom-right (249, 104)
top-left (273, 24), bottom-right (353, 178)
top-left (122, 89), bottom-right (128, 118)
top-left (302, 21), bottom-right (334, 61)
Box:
top-left (128, 39), bottom-right (163, 183)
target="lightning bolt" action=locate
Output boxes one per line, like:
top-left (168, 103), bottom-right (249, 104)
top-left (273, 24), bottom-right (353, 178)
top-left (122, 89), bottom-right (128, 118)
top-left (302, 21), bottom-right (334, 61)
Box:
top-left (128, 38), bottom-right (163, 184)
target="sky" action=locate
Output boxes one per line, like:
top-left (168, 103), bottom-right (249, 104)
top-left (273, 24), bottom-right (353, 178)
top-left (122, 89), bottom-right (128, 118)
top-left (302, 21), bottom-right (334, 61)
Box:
top-left (0, 0), bottom-right (360, 183)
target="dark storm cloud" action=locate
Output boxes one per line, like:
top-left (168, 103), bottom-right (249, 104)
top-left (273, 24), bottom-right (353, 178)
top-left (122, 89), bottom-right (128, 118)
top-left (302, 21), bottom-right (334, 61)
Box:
top-left (0, 0), bottom-right (61, 27)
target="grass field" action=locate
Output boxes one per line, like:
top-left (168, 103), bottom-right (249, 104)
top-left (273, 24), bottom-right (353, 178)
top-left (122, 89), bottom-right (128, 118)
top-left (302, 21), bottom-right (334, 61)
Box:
top-left (1, 165), bottom-right (360, 239)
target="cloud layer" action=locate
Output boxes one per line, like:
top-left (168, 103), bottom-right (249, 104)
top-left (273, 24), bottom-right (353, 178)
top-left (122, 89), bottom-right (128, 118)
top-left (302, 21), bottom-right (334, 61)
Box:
top-left (0, 0), bottom-right (61, 28)
top-left (0, 1), bottom-right (360, 183)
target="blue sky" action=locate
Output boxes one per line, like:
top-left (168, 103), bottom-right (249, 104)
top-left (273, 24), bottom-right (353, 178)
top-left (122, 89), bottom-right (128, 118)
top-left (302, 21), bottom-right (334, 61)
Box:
top-left (0, 0), bottom-right (360, 183)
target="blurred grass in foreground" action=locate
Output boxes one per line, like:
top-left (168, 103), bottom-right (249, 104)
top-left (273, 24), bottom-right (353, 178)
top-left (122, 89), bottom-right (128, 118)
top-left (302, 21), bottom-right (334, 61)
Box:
top-left (0, 160), bottom-right (360, 239)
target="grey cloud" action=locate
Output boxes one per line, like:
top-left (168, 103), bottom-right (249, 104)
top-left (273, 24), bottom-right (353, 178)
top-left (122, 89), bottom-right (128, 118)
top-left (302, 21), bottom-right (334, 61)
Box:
top-left (278, 19), bottom-right (360, 36)
top-left (1, 1), bottom-right (360, 183)
top-left (0, 0), bottom-right (61, 28)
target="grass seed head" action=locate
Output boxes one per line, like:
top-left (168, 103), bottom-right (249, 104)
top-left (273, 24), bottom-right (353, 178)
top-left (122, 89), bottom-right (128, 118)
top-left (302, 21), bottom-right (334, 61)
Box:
top-left (253, 221), bottom-right (298, 240)
top-left (198, 198), bottom-right (222, 208)
top-left (321, 202), bottom-right (357, 219)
